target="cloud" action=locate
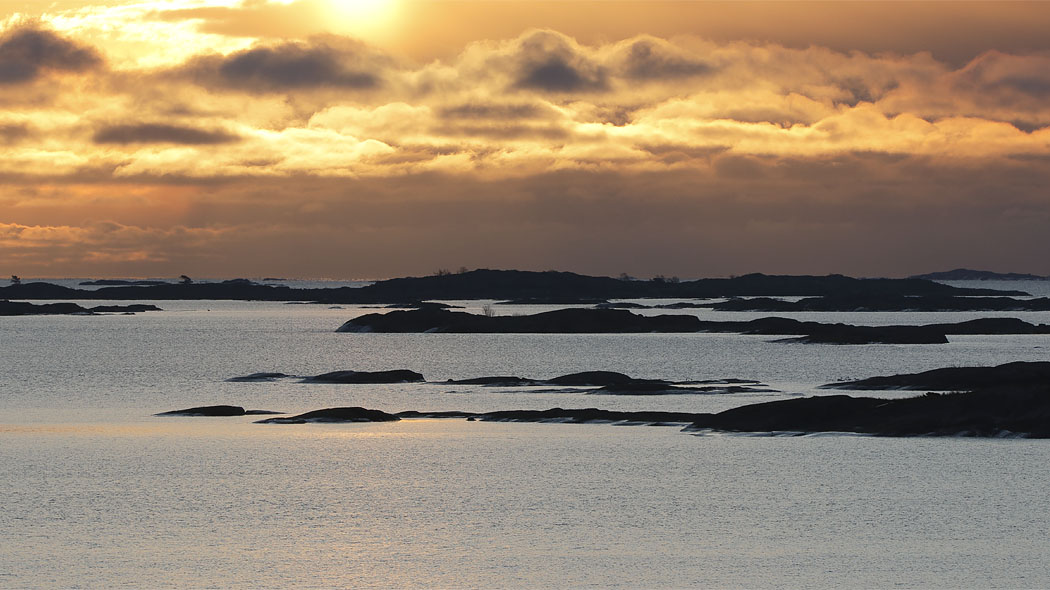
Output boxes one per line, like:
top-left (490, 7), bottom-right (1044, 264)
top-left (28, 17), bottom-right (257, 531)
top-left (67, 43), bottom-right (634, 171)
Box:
top-left (438, 102), bottom-right (553, 120)
top-left (614, 37), bottom-right (712, 80)
top-left (4, 21), bottom-right (1050, 277)
top-left (508, 31), bottom-right (608, 92)
top-left (7, 154), bottom-right (1050, 278)
top-left (179, 37), bottom-right (388, 92)
top-left (0, 24), bottom-right (102, 84)
top-left (92, 124), bottom-right (241, 145)
top-left (0, 122), bottom-right (31, 144)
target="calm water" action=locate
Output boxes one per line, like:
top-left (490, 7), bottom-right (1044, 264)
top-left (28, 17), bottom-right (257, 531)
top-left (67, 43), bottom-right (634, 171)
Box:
top-left (2, 282), bottom-right (1050, 588)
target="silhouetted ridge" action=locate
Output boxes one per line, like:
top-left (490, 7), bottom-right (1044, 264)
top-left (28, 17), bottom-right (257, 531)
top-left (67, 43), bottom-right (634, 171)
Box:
top-left (256, 407), bottom-right (400, 423)
top-left (910, 268), bottom-right (1048, 281)
top-left (822, 361), bottom-right (1050, 391)
top-left (0, 300), bottom-right (161, 315)
top-left (0, 269), bottom-right (1024, 302)
top-left (338, 308), bottom-right (1050, 343)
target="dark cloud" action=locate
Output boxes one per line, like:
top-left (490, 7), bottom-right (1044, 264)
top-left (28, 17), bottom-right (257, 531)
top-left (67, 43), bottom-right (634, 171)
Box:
top-left (950, 51), bottom-right (1050, 109)
top-left (10, 154), bottom-right (1050, 278)
top-left (439, 103), bottom-right (548, 119)
top-left (833, 77), bottom-right (899, 106)
top-left (433, 124), bottom-right (570, 140)
top-left (995, 75), bottom-right (1050, 98)
top-left (517, 57), bottom-right (606, 91)
top-left (0, 25), bottom-right (102, 84)
top-left (619, 39), bottom-right (712, 80)
top-left (92, 124), bottom-right (241, 145)
top-left (510, 31), bottom-right (607, 92)
top-left (1008, 120), bottom-right (1046, 133)
top-left (639, 144), bottom-right (730, 164)
top-left (0, 123), bottom-right (31, 144)
top-left (180, 39), bottom-right (385, 92)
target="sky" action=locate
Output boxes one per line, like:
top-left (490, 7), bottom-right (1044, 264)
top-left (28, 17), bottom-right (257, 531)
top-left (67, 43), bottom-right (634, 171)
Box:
top-left (1, 0), bottom-right (1049, 279)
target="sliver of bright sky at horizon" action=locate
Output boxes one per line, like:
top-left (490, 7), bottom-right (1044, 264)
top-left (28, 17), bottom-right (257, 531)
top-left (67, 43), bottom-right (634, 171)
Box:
top-left (1, 1), bottom-right (1050, 279)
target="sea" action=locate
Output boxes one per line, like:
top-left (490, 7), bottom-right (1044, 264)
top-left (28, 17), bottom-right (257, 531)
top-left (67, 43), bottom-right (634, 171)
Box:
top-left (2, 279), bottom-right (1050, 589)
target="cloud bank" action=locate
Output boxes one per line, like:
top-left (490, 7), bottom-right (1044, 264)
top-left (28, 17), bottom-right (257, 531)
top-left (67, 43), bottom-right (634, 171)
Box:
top-left (1, 10), bottom-right (1049, 278)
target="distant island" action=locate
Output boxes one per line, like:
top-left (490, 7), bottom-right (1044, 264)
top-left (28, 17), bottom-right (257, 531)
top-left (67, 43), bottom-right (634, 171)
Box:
top-left (910, 268), bottom-right (1048, 281)
top-left (0, 269), bottom-right (1028, 303)
top-left (0, 301), bottom-right (161, 316)
top-left (337, 307), bottom-right (1050, 343)
top-left (163, 362), bottom-right (1050, 438)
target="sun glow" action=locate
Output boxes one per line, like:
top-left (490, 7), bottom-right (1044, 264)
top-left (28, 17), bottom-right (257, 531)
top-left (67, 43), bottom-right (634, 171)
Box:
top-left (321, 0), bottom-right (400, 42)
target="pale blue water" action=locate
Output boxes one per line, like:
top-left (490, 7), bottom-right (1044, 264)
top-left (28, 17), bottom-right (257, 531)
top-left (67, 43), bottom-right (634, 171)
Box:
top-left (2, 282), bottom-right (1050, 588)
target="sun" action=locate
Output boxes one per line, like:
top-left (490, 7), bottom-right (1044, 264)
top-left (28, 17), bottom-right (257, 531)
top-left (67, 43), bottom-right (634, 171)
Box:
top-left (321, 0), bottom-right (400, 41)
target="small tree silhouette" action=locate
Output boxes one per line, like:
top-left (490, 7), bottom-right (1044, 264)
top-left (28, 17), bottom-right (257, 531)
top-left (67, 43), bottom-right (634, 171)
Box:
top-left (179, 275), bottom-right (193, 285)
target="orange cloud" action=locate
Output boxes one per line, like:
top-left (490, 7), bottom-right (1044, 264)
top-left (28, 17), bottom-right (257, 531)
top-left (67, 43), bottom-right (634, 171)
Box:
top-left (1, 8), bottom-right (1050, 277)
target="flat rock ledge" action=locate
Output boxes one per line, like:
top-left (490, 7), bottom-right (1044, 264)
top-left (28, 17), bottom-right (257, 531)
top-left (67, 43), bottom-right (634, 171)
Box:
top-left (256, 407), bottom-right (401, 424)
top-left (336, 308), bottom-right (1050, 344)
top-left (822, 361), bottom-right (1050, 391)
top-left (446, 371), bottom-right (776, 394)
top-left (225, 369), bottom-right (773, 394)
top-left (1, 300), bottom-right (162, 316)
top-left (301, 370), bottom-right (425, 384)
top-left (396, 408), bottom-right (706, 425)
top-left (156, 405), bottom-right (283, 417)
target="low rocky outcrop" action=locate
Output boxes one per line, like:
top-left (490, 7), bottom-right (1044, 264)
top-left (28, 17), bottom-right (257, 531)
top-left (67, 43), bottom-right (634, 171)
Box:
top-left (699, 316), bottom-right (1050, 343)
top-left (398, 381), bottom-right (1050, 436)
top-left (338, 308), bottom-right (1050, 344)
top-left (398, 408), bottom-right (707, 425)
top-left (712, 294), bottom-right (1050, 312)
top-left (498, 297), bottom-right (609, 305)
top-left (910, 269), bottom-right (1048, 281)
top-left (89, 304), bottom-right (162, 313)
top-left (687, 385), bottom-right (1050, 437)
top-left (589, 382), bottom-right (773, 395)
top-left (444, 371), bottom-right (775, 394)
top-left (0, 270), bottom-right (1025, 303)
top-left (302, 369), bottom-right (425, 383)
top-left (596, 301), bottom-right (709, 310)
top-left (256, 407), bottom-right (400, 424)
top-left (822, 361), bottom-right (1050, 391)
top-left (80, 279), bottom-right (170, 286)
top-left (156, 405), bottom-right (283, 417)
top-left (226, 372), bottom-right (292, 382)
top-left (445, 376), bottom-right (535, 386)
top-left (337, 308), bottom-right (702, 333)
top-left (545, 371), bottom-right (636, 386)
top-left (1, 300), bottom-right (161, 316)
top-left (773, 326), bottom-right (947, 344)
top-left (383, 302), bottom-right (460, 309)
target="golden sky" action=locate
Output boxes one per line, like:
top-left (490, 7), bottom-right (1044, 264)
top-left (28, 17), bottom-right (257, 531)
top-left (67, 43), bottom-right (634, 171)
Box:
top-left (2, 0), bottom-right (1049, 278)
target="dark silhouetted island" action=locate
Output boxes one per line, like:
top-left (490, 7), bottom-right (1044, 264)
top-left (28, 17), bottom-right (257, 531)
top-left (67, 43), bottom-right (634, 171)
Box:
top-left (445, 371), bottom-right (775, 394)
top-left (711, 294), bottom-right (1050, 312)
top-left (80, 279), bottom-right (171, 286)
top-left (168, 361), bottom-right (1050, 436)
top-left (156, 405), bottom-right (283, 417)
top-left (336, 308), bottom-right (1050, 344)
top-left (1, 301), bottom-right (161, 316)
top-left (225, 372), bottom-right (292, 382)
top-left (337, 308), bottom-right (703, 333)
top-left (910, 269), bottom-right (1048, 281)
top-left (821, 361), bottom-right (1050, 391)
top-left (301, 370), bottom-right (425, 384)
top-left (225, 369), bottom-right (773, 394)
top-left (256, 407), bottom-right (401, 423)
top-left (0, 269), bottom-right (1026, 303)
